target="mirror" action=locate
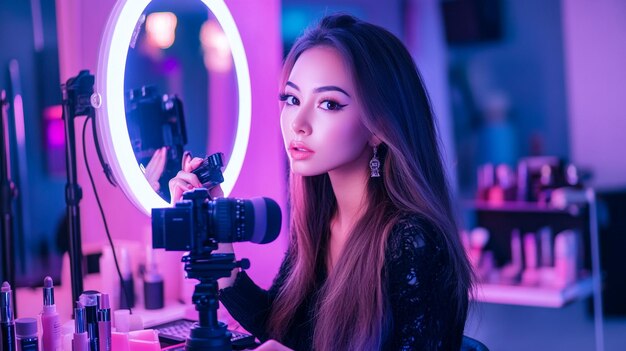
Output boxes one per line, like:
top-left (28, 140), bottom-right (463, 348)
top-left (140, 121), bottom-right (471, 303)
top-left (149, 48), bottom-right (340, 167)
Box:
top-left (124, 0), bottom-right (239, 202)
top-left (96, 0), bottom-right (251, 214)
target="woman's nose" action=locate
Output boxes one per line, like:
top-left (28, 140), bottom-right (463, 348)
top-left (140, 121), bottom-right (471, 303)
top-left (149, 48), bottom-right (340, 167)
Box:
top-left (291, 109), bottom-right (312, 135)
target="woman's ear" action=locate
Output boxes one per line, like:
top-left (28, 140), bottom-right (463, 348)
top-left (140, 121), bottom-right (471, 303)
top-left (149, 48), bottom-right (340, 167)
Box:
top-left (369, 134), bottom-right (382, 147)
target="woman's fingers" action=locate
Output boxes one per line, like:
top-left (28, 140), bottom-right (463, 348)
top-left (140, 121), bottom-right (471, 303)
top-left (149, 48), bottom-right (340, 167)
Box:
top-left (149, 180), bottom-right (160, 192)
top-left (175, 170), bottom-right (202, 188)
top-left (170, 151), bottom-right (221, 204)
top-left (145, 147), bottom-right (167, 181)
top-left (183, 153), bottom-right (204, 173)
top-left (181, 151), bottom-right (191, 170)
top-left (168, 168), bottom-right (203, 204)
top-left (168, 177), bottom-right (195, 205)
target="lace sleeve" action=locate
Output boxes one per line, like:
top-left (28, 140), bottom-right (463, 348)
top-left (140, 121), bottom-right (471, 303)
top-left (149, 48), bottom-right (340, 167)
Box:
top-left (218, 251), bottom-right (292, 341)
top-left (385, 217), bottom-right (453, 350)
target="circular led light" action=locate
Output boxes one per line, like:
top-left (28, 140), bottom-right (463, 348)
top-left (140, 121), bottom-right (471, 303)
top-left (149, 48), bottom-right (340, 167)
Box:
top-left (96, 0), bottom-right (251, 215)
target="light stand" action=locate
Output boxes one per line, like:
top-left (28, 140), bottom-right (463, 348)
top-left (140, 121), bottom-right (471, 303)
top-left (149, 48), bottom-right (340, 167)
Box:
top-left (0, 90), bottom-right (17, 314)
top-left (61, 70), bottom-right (96, 309)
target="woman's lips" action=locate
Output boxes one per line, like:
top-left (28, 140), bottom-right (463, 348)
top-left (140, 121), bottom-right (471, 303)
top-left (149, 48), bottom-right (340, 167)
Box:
top-left (289, 141), bottom-right (314, 160)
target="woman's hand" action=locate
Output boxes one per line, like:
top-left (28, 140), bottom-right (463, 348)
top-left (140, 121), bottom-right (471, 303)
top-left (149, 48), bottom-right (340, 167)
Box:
top-left (144, 147), bottom-right (167, 191)
top-left (168, 152), bottom-right (223, 205)
top-left (254, 340), bottom-right (293, 351)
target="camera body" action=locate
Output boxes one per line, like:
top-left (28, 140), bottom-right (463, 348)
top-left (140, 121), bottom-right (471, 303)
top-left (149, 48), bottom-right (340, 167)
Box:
top-left (125, 85), bottom-right (187, 201)
top-left (125, 85), bottom-right (187, 161)
top-left (152, 189), bottom-right (252, 254)
top-left (192, 153), bottom-right (225, 189)
top-left (152, 189), bottom-right (281, 255)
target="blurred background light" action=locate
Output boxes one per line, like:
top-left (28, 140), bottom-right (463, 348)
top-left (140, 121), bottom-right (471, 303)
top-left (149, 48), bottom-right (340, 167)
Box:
top-left (200, 19), bottom-right (232, 72)
top-left (146, 12), bottom-right (177, 49)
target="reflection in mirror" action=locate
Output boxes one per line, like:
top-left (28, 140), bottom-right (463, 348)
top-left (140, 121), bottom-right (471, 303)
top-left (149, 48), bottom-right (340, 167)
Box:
top-left (124, 0), bottom-right (238, 202)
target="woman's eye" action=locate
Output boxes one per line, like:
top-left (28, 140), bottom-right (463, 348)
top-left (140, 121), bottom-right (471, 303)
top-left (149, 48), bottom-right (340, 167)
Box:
top-left (320, 100), bottom-right (345, 111)
top-left (280, 94), bottom-right (299, 106)
top-left (287, 96), bottom-right (299, 105)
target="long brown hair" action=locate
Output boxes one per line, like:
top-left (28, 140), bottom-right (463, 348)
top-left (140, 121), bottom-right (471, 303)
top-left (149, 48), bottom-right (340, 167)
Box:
top-left (269, 14), bottom-right (473, 350)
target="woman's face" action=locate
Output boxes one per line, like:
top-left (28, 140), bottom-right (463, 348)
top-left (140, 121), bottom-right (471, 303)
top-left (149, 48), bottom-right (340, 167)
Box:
top-left (280, 46), bottom-right (372, 177)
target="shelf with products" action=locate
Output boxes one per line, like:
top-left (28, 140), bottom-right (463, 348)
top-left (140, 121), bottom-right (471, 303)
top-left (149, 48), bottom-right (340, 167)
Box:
top-left (465, 199), bottom-right (587, 215)
top-left (464, 200), bottom-right (595, 304)
top-left (476, 274), bottom-right (593, 308)
top-left (462, 188), bottom-right (604, 350)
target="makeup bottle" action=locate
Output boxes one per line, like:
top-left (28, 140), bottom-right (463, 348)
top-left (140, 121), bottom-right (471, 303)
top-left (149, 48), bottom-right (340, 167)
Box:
top-left (521, 232), bottom-right (539, 286)
top-left (554, 230), bottom-right (578, 288)
top-left (538, 164), bottom-right (555, 204)
top-left (1, 281), bottom-right (16, 351)
top-left (538, 227), bottom-right (556, 285)
top-left (15, 318), bottom-right (38, 351)
top-left (143, 249), bottom-right (164, 310)
top-left (97, 294), bottom-right (111, 351)
top-left (500, 229), bottom-right (523, 284)
top-left (119, 248), bottom-right (135, 309)
top-left (539, 227), bottom-right (553, 267)
top-left (79, 291), bottom-right (100, 351)
top-left (41, 276), bottom-right (61, 351)
top-left (476, 163), bottom-right (494, 201)
top-left (73, 304), bottom-right (89, 351)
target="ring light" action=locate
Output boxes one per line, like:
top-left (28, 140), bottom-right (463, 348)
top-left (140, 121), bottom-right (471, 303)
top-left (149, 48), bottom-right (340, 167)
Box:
top-left (96, 0), bottom-right (251, 215)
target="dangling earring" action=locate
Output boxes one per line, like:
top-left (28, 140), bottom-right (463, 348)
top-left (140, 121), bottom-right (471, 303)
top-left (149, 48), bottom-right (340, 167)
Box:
top-left (369, 145), bottom-right (381, 178)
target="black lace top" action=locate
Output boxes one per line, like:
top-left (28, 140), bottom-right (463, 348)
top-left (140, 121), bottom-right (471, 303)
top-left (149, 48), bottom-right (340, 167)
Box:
top-left (218, 215), bottom-right (467, 350)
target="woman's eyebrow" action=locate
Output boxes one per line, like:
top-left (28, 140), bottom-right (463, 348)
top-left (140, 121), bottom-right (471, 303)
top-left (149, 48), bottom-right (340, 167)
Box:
top-left (314, 86), bottom-right (351, 97)
top-left (286, 81), bottom-right (300, 90)
top-left (286, 81), bottom-right (351, 98)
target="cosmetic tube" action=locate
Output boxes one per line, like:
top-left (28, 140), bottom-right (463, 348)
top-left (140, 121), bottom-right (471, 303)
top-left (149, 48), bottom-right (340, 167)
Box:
top-left (119, 248), bottom-right (135, 309)
top-left (143, 249), bottom-right (164, 310)
top-left (78, 291), bottom-right (100, 351)
top-left (73, 304), bottom-right (89, 351)
top-left (15, 318), bottom-right (38, 351)
top-left (42, 276), bottom-right (61, 351)
top-left (143, 273), bottom-right (164, 310)
top-left (554, 230), bottom-right (578, 288)
top-left (522, 233), bottom-right (539, 286)
top-left (97, 294), bottom-right (111, 351)
top-left (539, 227), bottom-right (553, 267)
top-left (1, 281), bottom-right (16, 351)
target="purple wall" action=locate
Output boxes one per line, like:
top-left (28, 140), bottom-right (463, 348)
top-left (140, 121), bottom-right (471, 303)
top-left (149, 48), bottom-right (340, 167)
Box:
top-left (563, 0), bottom-right (626, 189)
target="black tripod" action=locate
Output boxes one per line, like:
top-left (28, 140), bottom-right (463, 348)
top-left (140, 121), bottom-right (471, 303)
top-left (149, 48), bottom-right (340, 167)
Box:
top-left (175, 190), bottom-right (252, 351)
top-left (183, 253), bottom-right (250, 351)
top-left (179, 188), bottom-right (250, 351)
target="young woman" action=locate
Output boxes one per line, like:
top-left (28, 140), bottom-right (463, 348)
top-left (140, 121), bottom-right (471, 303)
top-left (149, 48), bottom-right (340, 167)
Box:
top-left (170, 13), bottom-right (473, 351)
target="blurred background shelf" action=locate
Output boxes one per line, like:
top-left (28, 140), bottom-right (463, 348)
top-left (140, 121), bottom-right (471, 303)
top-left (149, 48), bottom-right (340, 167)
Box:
top-left (476, 276), bottom-right (593, 308)
top-left (464, 189), bottom-right (604, 350)
top-left (465, 200), bottom-right (585, 215)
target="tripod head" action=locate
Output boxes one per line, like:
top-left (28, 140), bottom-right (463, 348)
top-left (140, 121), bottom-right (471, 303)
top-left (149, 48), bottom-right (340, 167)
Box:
top-left (182, 251), bottom-right (249, 351)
